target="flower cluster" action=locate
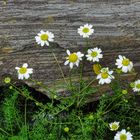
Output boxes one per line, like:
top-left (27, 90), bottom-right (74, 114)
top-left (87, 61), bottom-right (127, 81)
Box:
top-left (2, 23), bottom-right (138, 140)
top-left (13, 23), bottom-right (139, 93)
top-left (109, 121), bottom-right (133, 140)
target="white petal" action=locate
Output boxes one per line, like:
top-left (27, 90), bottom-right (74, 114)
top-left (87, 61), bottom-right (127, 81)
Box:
top-left (66, 50), bottom-right (70, 55)
top-left (18, 74), bottom-right (24, 80)
top-left (75, 62), bottom-right (79, 67)
top-left (27, 68), bottom-right (33, 74)
top-left (121, 129), bottom-right (126, 134)
top-left (122, 66), bottom-right (128, 73)
top-left (64, 60), bottom-right (69, 65)
top-left (88, 49), bottom-right (92, 53)
top-left (97, 74), bottom-right (101, 79)
top-left (118, 55), bottom-right (123, 60)
top-left (70, 63), bottom-right (73, 69)
top-left (105, 78), bottom-right (111, 84)
top-left (48, 38), bottom-right (54, 42)
top-left (23, 63), bottom-right (28, 68)
top-left (99, 79), bottom-right (104, 85)
top-left (15, 67), bottom-right (20, 70)
top-left (45, 41), bottom-right (49, 46)
top-left (109, 71), bottom-right (113, 75)
top-left (35, 36), bottom-right (40, 42)
top-left (24, 73), bottom-right (30, 79)
top-left (40, 30), bottom-right (45, 34)
top-left (41, 41), bottom-right (45, 46)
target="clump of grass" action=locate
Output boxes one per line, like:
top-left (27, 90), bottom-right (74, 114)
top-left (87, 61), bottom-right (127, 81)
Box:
top-left (0, 79), bottom-right (140, 140)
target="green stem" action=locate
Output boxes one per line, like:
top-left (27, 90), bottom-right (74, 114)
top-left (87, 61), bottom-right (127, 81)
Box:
top-left (0, 128), bottom-right (11, 136)
top-left (10, 122), bottom-right (13, 136)
top-left (79, 63), bottom-right (84, 91)
top-left (46, 122), bottom-right (72, 125)
top-left (78, 78), bottom-right (96, 95)
top-left (69, 69), bottom-right (73, 89)
top-left (103, 94), bottom-right (123, 112)
top-left (51, 49), bottom-right (68, 86)
top-left (78, 116), bottom-right (86, 139)
top-left (79, 38), bottom-right (89, 88)
top-left (25, 99), bottom-right (27, 126)
top-left (53, 102), bottom-right (74, 116)
top-left (14, 108), bottom-right (21, 130)
top-left (103, 100), bottom-right (124, 115)
top-left (29, 78), bottom-right (55, 95)
top-left (59, 78), bottom-right (96, 100)
top-left (10, 83), bottom-right (49, 109)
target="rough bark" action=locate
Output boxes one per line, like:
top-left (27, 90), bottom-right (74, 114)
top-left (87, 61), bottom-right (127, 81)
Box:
top-left (0, 0), bottom-right (140, 96)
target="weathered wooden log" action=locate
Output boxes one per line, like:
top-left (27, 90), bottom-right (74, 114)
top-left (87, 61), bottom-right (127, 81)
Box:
top-left (0, 0), bottom-right (140, 97)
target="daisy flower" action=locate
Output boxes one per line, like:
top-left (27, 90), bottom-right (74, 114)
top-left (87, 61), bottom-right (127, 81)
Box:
top-left (132, 80), bottom-right (140, 92)
top-left (64, 50), bottom-right (84, 69)
top-left (109, 122), bottom-right (120, 131)
top-left (78, 24), bottom-right (94, 38)
top-left (35, 30), bottom-right (54, 46)
top-left (115, 55), bottom-right (133, 73)
top-left (114, 129), bottom-right (133, 140)
top-left (97, 67), bottom-right (114, 85)
top-left (15, 63), bottom-right (33, 80)
top-left (86, 47), bottom-right (103, 62)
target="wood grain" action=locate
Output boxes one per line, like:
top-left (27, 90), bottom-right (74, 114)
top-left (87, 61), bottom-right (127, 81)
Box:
top-left (0, 0), bottom-right (140, 96)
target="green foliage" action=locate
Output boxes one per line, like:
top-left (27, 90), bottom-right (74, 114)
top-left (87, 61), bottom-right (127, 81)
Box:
top-left (0, 81), bottom-right (140, 140)
top-left (0, 89), bottom-right (22, 134)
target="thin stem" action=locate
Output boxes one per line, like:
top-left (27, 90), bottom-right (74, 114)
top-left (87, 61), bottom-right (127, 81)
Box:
top-left (14, 109), bottom-right (21, 130)
top-left (78, 78), bottom-right (96, 95)
top-left (77, 78), bottom-right (96, 107)
top-left (29, 78), bottom-right (55, 95)
top-left (79, 38), bottom-right (89, 89)
top-left (79, 63), bottom-right (84, 91)
top-left (103, 100), bottom-right (124, 115)
top-left (0, 128), bottom-right (11, 136)
top-left (51, 49), bottom-right (68, 86)
top-left (69, 69), bottom-right (73, 89)
top-left (10, 83), bottom-right (49, 110)
top-left (25, 99), bottom-right (27, 126)
top-left (10, 122), bottom-right (13, 136)
top-left (103, 94), bottom-right (123, 112)
top-left (46, 121), bottom-right (72, 125)
top-left (53, 102), bottom-right (74, 116)
top-left (78, 116), bottom-right (86, 139)
top-left (59, 78), bottom-right (96, 100)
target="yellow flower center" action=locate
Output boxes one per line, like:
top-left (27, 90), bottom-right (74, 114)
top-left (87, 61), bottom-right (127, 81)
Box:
top-left (111, 124), bottom-right (118, 130)
top-left (136, 84), bottom-right (140, 89)
top-left (41, 34), bottom-right (49, 41)
top-left (68, 53), bottom-right (78, 62)
top-left (82, 27), bottom-right (89, 33)
top-left (101, 72), bottom-right (108, 79)
top-left (91, 51), bottom-right (98, 57)
top-left (120, 134), bottom-right (127, 140)
top-left (122, 59), bottom-right (130, 66)
top-left (19, 67), bottom-right (27, 74)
